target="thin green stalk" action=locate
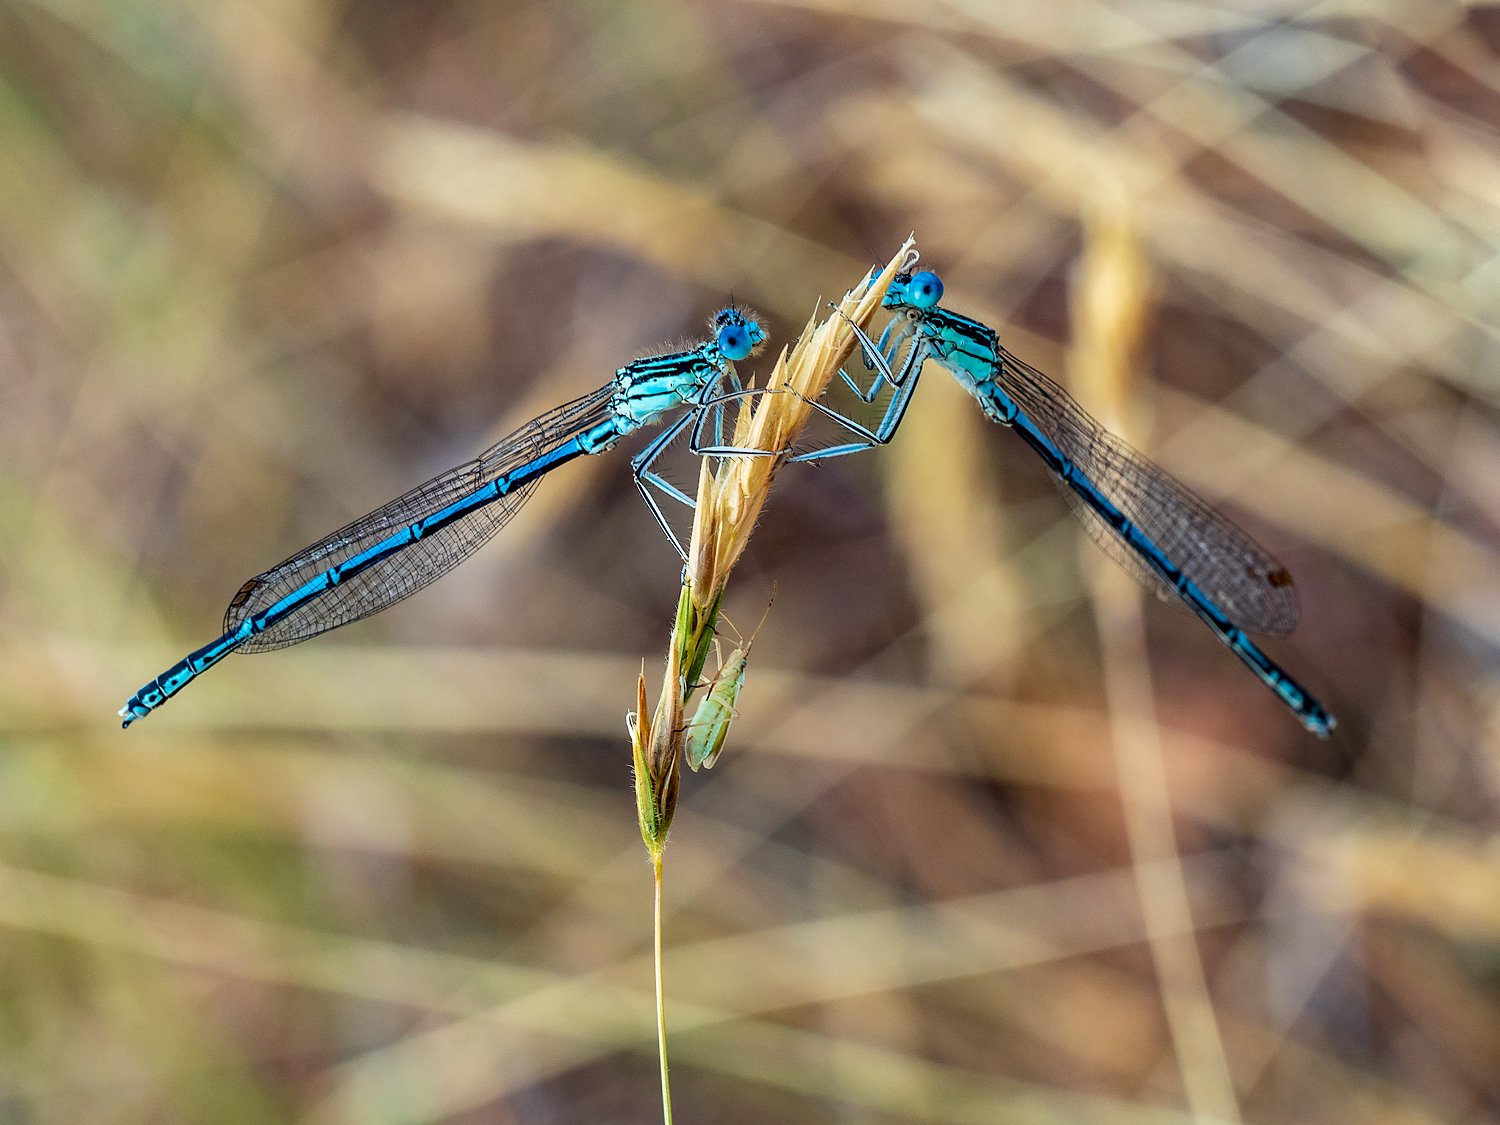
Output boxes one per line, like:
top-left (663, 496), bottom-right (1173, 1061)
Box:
top-left (654, 855), bottom-right (673, 1125)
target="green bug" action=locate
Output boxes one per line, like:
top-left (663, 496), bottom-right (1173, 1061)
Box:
top-left (683, 592), bottom-right (774, 771)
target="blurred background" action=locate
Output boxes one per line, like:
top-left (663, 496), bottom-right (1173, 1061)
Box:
top-left (3, 0), bottom-right (1499, 1121)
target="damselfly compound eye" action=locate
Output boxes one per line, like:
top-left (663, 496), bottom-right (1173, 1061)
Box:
top-left (717, 323), bottom-right (754, 360)
top-left (906, 271), bottom-right (944, 309)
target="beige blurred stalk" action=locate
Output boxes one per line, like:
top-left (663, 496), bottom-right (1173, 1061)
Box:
top-left (1073, 187), bottom-right (1242, 1124)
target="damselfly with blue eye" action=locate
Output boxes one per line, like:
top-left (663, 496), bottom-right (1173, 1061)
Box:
top-left (791, 264), bottom-right (1335, 738)
top-left (118, 308), bottom-right (768, 728)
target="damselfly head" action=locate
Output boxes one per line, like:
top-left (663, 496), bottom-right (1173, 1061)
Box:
top-left (709, 306), bottom-right (766, 361)
top-left (884, 270), bottom-right (944, 311)
top-left (882, 272), bottom-right (912, 309)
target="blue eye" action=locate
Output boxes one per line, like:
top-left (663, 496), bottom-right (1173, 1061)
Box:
top-left (905, 271), bottom-right (943, 309)
top-left (717, 323), bottom-right (754, 361)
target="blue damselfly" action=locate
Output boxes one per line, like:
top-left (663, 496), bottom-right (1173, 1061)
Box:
top-left (119, 309), bottom-right (766, 727)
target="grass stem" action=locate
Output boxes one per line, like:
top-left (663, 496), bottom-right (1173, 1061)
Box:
top-left (654, 855), bottom-right (673, 1125)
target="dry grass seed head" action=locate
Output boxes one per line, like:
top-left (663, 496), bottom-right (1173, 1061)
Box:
top-left (685, 239), bottom-right (914, 609)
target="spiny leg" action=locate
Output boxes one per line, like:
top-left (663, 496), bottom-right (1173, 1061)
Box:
top-left (838, 317), bottom-right (916, 402)
top-left (633, 380), bottom-right (778, 561)
top-left (632, 407), bottom-right (704, 560)
top-left (788, 317), bottom-right (928, 463)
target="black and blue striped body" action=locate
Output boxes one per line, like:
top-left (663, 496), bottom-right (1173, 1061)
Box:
top-left (878, 277), bottom-right (1334, 737)
top-left (119, 436), bottom-right (596, 724)
top-left (980, 366), bottom-right (1332, 736)
top-left (120, 321), bottom-right (762, 728)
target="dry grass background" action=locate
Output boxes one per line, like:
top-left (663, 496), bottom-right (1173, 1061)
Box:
top-left (2, 1), bottom-right (1498, 1122)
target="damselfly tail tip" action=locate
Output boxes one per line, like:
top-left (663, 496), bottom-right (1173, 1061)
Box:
top-left (1305, 708), bottom-right (1336, 740)
top-left (118, 704), bottom-right (141, 729)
